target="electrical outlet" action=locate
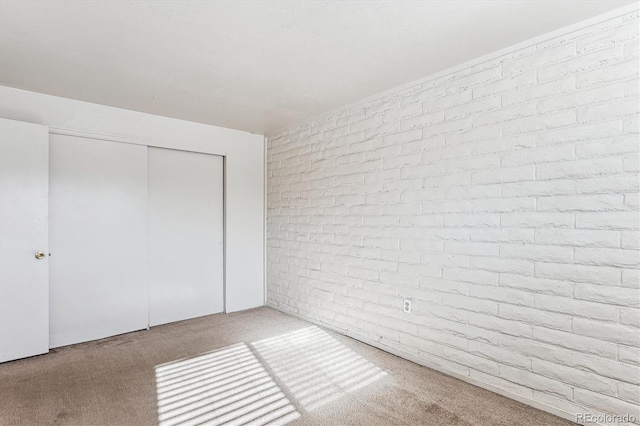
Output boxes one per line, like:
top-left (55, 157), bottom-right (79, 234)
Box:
top-left (403, 298), bottom-right (412, 314)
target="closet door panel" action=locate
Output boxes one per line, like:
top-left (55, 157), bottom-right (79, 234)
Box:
top-left (149, 148), bottom-right (224, 326)
top-left (49, 134), bottom-right (148, 348)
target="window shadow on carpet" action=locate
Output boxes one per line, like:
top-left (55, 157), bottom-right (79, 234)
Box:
top-left (154, 326), bottom-right (387, 425)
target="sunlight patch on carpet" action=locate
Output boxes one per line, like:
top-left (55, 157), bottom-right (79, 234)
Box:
top-left (154, 326), bottom-right (387, 425)
top-left (252, 326), bottom-right (388, 411)
top-left (155, 343), bottom-right (299, 426)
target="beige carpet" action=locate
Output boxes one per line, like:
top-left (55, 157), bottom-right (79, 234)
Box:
top-left (0, 307), bottom-right (572, 426)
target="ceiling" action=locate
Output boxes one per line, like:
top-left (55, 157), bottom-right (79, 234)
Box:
top-left (0, 1), bottom-right (634, 135)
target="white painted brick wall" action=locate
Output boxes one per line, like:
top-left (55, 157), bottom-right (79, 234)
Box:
top-left (267, 7), bottom-right (640, 423)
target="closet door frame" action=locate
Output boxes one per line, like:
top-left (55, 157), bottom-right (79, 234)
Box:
top-left (49, 128), bottom-right (228, 316)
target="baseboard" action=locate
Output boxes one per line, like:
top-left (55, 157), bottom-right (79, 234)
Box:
top-left (266, 303), bottom-right (602, 425)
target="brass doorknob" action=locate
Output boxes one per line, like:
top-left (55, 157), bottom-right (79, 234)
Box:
top-left (35, 252), bottom-right (46, 260)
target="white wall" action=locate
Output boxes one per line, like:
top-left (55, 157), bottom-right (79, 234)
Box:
top-left (0, 86), bottom-right (265, 313)
top-left (267, 4), bottom-right (639, 423)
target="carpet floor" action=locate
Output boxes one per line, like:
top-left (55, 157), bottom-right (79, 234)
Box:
top-left (0, 307), bottom-right (572, 426)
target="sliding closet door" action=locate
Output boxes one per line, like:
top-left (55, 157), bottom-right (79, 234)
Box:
top-left (49, 135), bottom-right (148, 348)
top-left (148, 148), bottom-right (224, 326)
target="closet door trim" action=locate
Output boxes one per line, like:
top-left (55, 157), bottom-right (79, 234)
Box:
top-left (49, 128), bottom-right (228, 156)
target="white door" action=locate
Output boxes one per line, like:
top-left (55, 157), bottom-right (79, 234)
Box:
top-left (49, 134), bottom-right (148, 348)
top-left (0, 118), bottom-right (49, 362)
top-left (148, 147), bottom-right (224, 326)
